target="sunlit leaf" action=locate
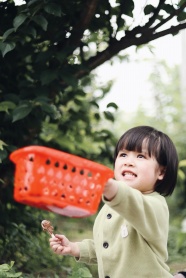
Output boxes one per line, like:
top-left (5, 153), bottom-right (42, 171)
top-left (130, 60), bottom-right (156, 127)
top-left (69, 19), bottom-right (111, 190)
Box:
top-left (7, 272), bottom-right (23, 277)
top-left (0, 101), bottom-right (16, 113)
top-left (178, 169), bottom-right (185, 181)
top-left (0, 140), bottom-right (8, 150)
top-left (179, 160), bottom-right (186, 168)
top-left (76, 267), bottom-right (93, 277)
top-left (0, 263), bottom-right (11, 271)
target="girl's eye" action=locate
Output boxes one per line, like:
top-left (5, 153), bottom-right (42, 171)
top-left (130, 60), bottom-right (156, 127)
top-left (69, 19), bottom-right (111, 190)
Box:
top-left (119, 153), bottom-right (126, 157)
top-left (137, 154), bottom-right (145, 159)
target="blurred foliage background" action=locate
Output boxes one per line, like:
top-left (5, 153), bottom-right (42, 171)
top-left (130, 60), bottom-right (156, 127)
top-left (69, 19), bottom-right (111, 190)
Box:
top-left (1, 0), bottom-right (186, 277)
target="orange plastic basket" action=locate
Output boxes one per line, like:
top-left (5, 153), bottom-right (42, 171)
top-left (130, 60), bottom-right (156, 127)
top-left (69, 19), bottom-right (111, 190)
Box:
top-left (10, 146), bottom-right (113, 217)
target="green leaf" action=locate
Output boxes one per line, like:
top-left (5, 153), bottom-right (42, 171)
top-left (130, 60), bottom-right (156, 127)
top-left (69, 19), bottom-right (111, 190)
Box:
top-left (34, 96), bottom-right (50, 103)
top-left (94, 112), bottom-right (100, 120)
top-left (0, 261), bottom-right (22, 277)
top-left (27, 0), bottom-right (40, 7)
top-left (178, 169), bottom-right (185, 181)
top-left (0, 140), bottom-right (8, 150)
top-left (177, 11), bottom-right (186, 21)
top-left (12, 104), bottom-right (32, 122)
top-left (74, 98), bottom-right (83, 106)
top-left (103, 111), bottom-right (115, 122)
top-left (32, 15), bottom-right (48, 31)
top-left (70, 266), bottom-right (92, 278)
top-left (90, 101), bottom-right (99, 109)
top-left (0, 101), bottom-right (16, 113)
top-left (156, 15), bottom-right (164, 21)
top-left (178, 0), bottom-right (186, 7)
top-left (162, 4), bottom-right (175, 14)
top-left (40, 70), bottom-right (58, 85)
top-left (39, 103), bottom-right (54, 113)
top-left (9, 261), bottom-right (14, 269)
top-left (26, 26), bottom-right (37, 38)
top-left (13, 14), bottom-right (27, 30)
top-left (44, 3), bottom-right (63, 17)
top-left (61, 73), bottom-right (78, 87)
top-left (7, 272), bottom-right (22, 277)
top-left (76, 267), bottom-right (92, 277)
top-left (0, 263), bottom-right (11, 272)
top-left (3, 28), bottom-right (15, 41)
top-left (179, 159), bottom-right (186, 168)
top-left (106, 102), bottom-right (118, 109)
top-left (0, 149), bottom-right (8, 162)
top-left (144, 4), bottom-right (155, 15)
top-left (0, 42), bottom-right (16, 57)
top-left (119, 0), bottom-right (134, 17)
top-left (37, 101), bottom-right (61, 119)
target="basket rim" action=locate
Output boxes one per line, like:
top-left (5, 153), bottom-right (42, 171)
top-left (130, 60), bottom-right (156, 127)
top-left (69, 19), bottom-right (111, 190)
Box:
top-left (10, 145), bottom-right (114, 173)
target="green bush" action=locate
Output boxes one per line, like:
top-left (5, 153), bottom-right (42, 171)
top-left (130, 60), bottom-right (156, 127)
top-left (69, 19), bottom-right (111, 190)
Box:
top-left (168, 224), bottom-right (186, 264)
top-left (0, 261), bottom-right (22, 278)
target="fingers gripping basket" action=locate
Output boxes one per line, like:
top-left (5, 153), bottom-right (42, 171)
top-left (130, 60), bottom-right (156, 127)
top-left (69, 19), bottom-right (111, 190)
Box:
top-left (10, 146), bottom-right (113, 217)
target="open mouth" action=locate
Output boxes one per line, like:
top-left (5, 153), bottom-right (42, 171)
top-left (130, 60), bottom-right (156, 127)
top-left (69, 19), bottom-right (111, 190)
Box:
top-left (122, 171), bottom-right (137, 177)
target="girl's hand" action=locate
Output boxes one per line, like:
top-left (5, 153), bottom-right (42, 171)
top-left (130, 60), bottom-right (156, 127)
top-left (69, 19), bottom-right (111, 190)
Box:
top-left (49, 234), bottom-right (80, 257)
top-left (103, 178), bottom-right (118, 201)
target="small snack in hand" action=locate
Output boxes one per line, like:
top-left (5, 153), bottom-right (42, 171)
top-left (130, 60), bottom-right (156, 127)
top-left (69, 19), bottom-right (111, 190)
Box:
top-left (41, 220), bottom-right (54, 237)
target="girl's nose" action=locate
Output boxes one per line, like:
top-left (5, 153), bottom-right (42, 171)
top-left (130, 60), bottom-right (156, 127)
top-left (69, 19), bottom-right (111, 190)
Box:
top-left (124, 161), bottom-right (134, 166)
top-left (124, 157), bottom-right (134, 166)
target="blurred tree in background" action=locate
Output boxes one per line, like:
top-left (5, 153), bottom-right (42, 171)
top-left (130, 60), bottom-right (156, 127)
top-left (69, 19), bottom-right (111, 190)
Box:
top-left (1, 0), bottom-right (186, 276)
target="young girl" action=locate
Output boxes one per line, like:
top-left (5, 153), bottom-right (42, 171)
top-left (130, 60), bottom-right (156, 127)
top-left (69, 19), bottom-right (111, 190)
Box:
top-left (49, 126), bottom-right (179, 277)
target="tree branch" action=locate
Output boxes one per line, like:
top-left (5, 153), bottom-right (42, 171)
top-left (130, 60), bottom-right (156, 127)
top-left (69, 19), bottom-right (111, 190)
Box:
top-left (146, 22), bottom-right (186, 43)
top-left (151, 1), bottom-right (186, 32)
top-left (74, 22), bottom-right (186, 79)
top-left (145, 0), bottom-right (166, 28)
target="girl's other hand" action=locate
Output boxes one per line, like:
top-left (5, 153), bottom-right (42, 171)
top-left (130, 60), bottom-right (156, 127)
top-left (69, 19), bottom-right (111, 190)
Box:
top-left (49, 234), bottom-right (80, 257)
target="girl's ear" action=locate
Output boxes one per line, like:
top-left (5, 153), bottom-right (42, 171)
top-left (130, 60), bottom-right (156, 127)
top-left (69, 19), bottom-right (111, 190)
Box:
top-left (158, 166), bottom-right (166, 180)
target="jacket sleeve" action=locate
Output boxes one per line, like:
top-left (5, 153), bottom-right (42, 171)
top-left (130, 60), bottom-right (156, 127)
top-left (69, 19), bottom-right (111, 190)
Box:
top-left (103, 181), bottom-right (169, 242)
top-left (75, 239), bottom-right (97, 264)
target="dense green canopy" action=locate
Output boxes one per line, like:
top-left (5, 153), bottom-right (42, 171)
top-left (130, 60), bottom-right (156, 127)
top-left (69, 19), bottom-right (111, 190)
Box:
top-left (1, 0), bottom-right (186, 154)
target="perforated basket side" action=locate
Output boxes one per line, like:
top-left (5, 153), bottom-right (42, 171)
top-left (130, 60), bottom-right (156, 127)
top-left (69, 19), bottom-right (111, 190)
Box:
top-left (10, 146), bottom-right (114, 217)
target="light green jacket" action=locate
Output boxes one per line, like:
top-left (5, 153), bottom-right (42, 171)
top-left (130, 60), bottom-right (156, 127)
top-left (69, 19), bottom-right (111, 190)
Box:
top-left (77, 181), bottom-right (173, 278)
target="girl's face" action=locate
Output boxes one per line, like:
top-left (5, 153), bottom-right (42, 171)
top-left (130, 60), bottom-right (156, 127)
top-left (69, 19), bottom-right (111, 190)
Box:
top-left (114, 147), bottom-right (165, 194)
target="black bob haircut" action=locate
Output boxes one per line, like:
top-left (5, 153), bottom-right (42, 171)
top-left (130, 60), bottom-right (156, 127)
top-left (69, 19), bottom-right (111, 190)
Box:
top-left (113, 126), bottom-right (178, 197)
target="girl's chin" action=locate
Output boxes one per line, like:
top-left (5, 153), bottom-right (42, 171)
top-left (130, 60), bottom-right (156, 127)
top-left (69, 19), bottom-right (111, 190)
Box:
top-left (115, 176), bottom-right (137, 185)
top-left (121, 176), bottom-right (136, 182)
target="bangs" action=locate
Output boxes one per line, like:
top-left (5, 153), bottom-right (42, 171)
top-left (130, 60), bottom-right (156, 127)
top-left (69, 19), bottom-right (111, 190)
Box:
top-left (115, 126), bottom-right (162, 161)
